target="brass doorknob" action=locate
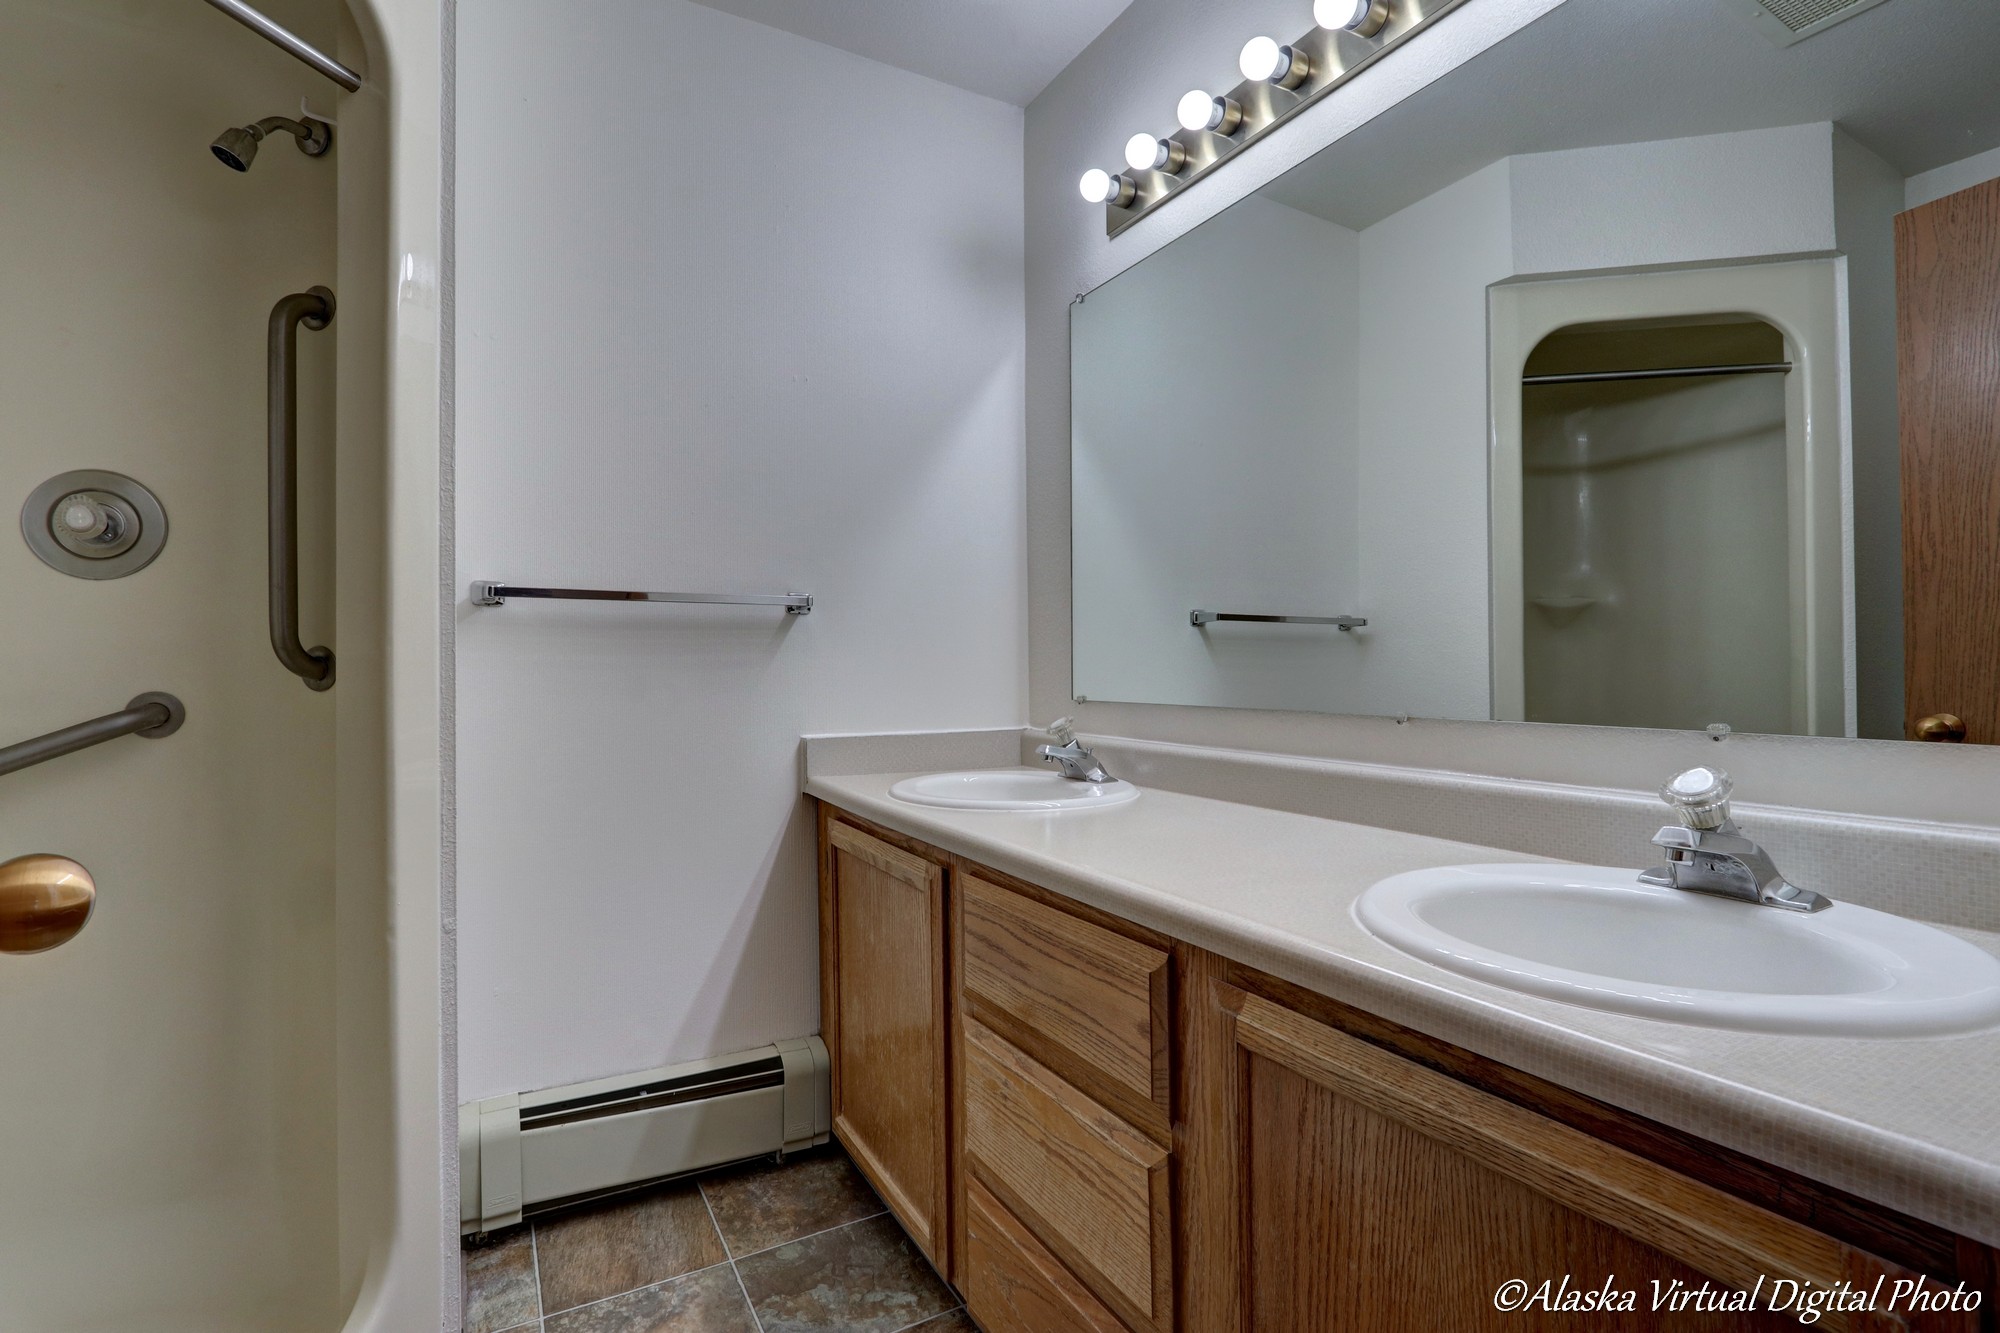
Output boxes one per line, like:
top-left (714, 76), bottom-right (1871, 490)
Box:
top-left (0, 854), bottom-right (96, 954)
top-left (1914, 713), bottom-right (1968, 743)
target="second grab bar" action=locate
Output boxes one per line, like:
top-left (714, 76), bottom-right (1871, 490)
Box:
top-left (0, 693), bottom-right (187, 778)
top-left (269, 288), bottom-right (335, 690)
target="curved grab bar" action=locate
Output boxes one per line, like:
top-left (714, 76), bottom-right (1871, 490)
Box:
top-left (0, 693), bottom-right (187, 778)
top-left (269, 288), bottom-right (336, 690)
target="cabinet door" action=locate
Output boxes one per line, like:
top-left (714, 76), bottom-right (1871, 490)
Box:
top-left (820, 817), bottom-right (949, 1269)
top-left (1181, 963), bottom-right (1965, 1333)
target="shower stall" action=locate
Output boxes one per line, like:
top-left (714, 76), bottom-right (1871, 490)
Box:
top-left (0, 1), bottom-right (447, 1329)
top-left (1489, 260), bottom-right (1851, 737)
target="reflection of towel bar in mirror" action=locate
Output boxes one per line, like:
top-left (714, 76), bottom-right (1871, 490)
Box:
top-left (1192, 611), bottom-right (1367, 630)
top-left (1521, 361), bottom-right (1792, 386)
top-left (471, 581), bottom-right (813, 614)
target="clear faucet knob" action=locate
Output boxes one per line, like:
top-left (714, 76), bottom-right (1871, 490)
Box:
top-left (1661, 766), bottom-right (1733, 830)
top-left (1045, 716), bottom-right (1076, 746)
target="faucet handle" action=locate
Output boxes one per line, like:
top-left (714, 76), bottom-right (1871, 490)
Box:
top-left (1045, 716), bottom-right (1077, 747)
top-left (1660, 766), bottom-right (1734, 831)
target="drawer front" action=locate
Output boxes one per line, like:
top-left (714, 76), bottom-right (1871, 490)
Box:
top-left (963, 1018), bottom-right (1171, 1331)
top-left (964, 1179), bottom-right (1129, 1333)
top-left (961, 872), bottom-right (1170, 1118)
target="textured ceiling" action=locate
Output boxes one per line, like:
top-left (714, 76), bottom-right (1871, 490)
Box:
top-left (686, 0), bottom-right (1135, 106)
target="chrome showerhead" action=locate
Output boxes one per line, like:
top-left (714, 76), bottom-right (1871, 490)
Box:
top-left (211, 124), bottom-right (261, 171)
top-left (210, 115), bottom-right (332, 171)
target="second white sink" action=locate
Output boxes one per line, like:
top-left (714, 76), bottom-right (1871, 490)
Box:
top-left (889, 768), bottom-right (1139, 812)
top-left (1355, 863), bottom-right (2000, 1038)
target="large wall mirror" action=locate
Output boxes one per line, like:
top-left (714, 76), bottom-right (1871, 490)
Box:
top-left (1071, 0), bottom-right (2000, 744)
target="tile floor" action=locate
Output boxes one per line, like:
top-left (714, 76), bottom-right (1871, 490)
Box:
top-left (461, 1144), bottom-right (971, 1333)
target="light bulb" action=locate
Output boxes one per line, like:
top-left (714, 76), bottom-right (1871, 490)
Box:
top-left (1078, 168), bottom-right (1136, 208)
top-left (1124, 133), bottom-right (1188, 174)
top-left (1238, 35), bottom-right (1282, 82)
top-left (1315, 0), bottom-right (1390, 36)
top-left (1177, 89), bottom-right (1243, 135)
top-left (1317, 0), bottom-right (1392, 36)
top-left (1240, 36), bottom-right (1309, 88)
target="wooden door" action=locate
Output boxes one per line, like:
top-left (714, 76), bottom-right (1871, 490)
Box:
top-left (1178, 956), bottom-right (1968, 1332)
top-left (818, 814), bottom-right (950, 1269)
top-left (1899, 177), bottom-right (2000, 743)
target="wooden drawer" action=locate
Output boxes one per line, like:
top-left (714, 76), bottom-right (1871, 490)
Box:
top-left (964, 1179), bottom-right (1128, 1333)
top-left (962, 1018), bottom-right (1171, 1332)
top-left (961, 872), bottom-right (1170, 1124)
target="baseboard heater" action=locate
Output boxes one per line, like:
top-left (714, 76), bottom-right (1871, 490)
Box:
top-left (460, 1035), bottom-right (830, 1235)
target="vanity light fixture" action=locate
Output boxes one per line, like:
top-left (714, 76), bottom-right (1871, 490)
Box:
top-left (1239, 35), bottom-right (1311, 89)
top-left (1315, 0), bottom-right (1392, 38)
top-left (1125, 132), bottom-right (1189, 174)
top-left (1084, 0), bottom-right (1463, 236)
top-left (1177, 89), bottom-right (1244, 136)
top-left (1078, 167), bottom-right (1138, 208)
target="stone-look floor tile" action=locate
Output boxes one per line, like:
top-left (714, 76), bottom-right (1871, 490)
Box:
top-left (701, 1147), bottom-right (885, 1256)
top-left (907, 1310), bottom-right (975, 1331)
top-left (543, 1264), bottom-right (757, 1333)
top-left (462, 1226), bottom-right (540, 1333)
top-left (735, 1213), bottom-right (956, 1332)
top-left (534, 1185), bottom-right (728, 1315)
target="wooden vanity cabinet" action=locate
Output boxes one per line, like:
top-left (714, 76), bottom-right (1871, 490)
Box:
top-left (814, 804), bottom-right (1997, 1333)
top-left (816, 810), bottom-right (952, 1271)
top-left (1178, 953), bottom-right (1992, 1333)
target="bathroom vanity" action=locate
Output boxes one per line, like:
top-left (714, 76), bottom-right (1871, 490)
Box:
top-left (812, 781), bottom-right (2000, 1331)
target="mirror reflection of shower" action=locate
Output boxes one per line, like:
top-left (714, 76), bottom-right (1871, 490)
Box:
top-left (210, 114), bottom-right (332, 171)
top-left (1520, 317), bottom-right (1795, 733)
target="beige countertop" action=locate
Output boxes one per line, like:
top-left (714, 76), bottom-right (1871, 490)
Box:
top-left (805, 770), bottom-right (2000, 1249)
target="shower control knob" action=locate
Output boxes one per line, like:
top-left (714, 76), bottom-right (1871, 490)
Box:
top-left (0, 853), bottom-right (97, 954)
top-left (20, 469), bottom-right (166, 580)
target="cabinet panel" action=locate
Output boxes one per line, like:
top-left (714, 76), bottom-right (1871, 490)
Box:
top-left (1186, 977), bottom-right (1971, 1333)
top-left (963, 1018), bottom-right (1172, 1331)
top-left (964, 1179), bottom-right (1130, 1333)
top-left (961, 871), bottom-right (1170, 1122)
top-left (1244, 1050), bottom-right (1800, 1331)
top-left (820, 818), bottom-right (949, 1269)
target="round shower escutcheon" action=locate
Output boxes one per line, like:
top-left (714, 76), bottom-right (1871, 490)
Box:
top-left (20, 469), bottom-right (168, 580)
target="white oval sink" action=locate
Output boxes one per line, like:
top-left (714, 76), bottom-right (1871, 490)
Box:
top-left (888, 768), bottom-right (1139, 812)
top-left (1355, 864), bottom-right (2000, 1038)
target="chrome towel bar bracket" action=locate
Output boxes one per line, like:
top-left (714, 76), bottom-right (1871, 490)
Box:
top-left (472, 582), bottom-right (812, 615)
top-left (1192, 610), bottom-right (1366, 630)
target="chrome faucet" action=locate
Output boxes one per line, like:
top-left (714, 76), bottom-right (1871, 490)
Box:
top-left (1637, 767), bottom-right (1830, 912)
top-left (1035, 717), bottom-right (1114, 784)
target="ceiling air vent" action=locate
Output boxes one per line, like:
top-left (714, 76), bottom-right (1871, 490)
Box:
top-left (1744, 0), bottom-right (1895, 46)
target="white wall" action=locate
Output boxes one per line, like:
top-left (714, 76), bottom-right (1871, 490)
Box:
top-left (1906, 145), bottom-right (2000, 209)
top-left (1509, 123), bottom-right (1837, 274)
top-left (1832, 129), bottom-right (1907, 740)
top-left (455, 0), bottom-right (1026, 1101)
top-left (1072, 196), bottom-right (1362, 711)
top-left (1350, 159), bottom-right (1514, 721)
